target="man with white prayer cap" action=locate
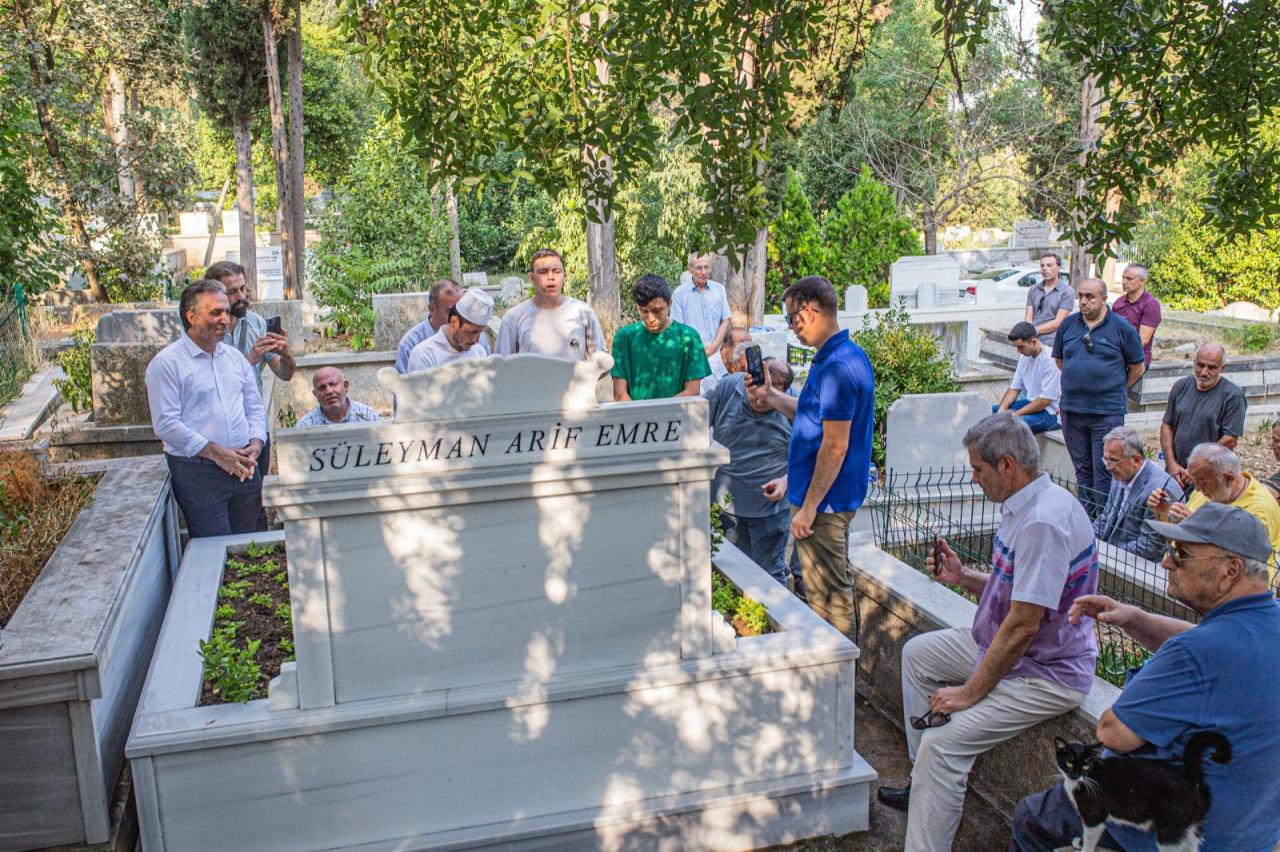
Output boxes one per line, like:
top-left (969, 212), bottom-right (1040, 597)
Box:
top-left (406, 288), bottom-right (495, 372)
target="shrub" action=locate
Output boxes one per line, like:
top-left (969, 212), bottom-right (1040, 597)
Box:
top-left (852, 302), bottom-right (959, 466)
top-left (820, 166), bottom-right (922, 308)
top-left (53, 328), bottom-right (94, 414)
top-left (767, 168), bottom-right (827, 311)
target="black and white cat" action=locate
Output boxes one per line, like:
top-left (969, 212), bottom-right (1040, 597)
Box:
top-left (1053, 732), bottom-right (1232, 852)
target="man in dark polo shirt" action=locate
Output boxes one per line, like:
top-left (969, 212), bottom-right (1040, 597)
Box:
top-left (1054, 278), bottom-right (1146, 515)
top-left (1111, 263), bottom-right (1162, 368)
top-left (1160, 343), bottom-right (1246, 486)
top-left (748, 275), bottom-right (874, 639)
top-left (1024, 253), bottom-right (1074, 348)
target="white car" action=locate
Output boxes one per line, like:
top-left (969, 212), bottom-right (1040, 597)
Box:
top-left (962, 267), bottom-right (1072, 302)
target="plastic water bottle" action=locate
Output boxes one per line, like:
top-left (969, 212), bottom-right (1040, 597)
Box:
top-left (868, 463), bottom-right (878, 486)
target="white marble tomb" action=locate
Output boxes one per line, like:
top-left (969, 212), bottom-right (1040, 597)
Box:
top-left (127, 352), bottom-right (874, 850)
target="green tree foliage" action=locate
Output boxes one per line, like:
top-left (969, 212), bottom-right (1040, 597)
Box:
top-left (310, 120), bottom-right (451, 347)
top-left (456, 149), bottom-right (556, 272)
top-left (295, 13), bottom-right (372, 189)
top-left (821, 167), bottom-right (922, 307)
top-left (0, 90), bottom-right (58, 299)
top-left (183, 0), bottom-right (266, 138)
top-left (851, 302), bottom-right (959, 466)
top-left (766, 168), bottom-right (827, 309)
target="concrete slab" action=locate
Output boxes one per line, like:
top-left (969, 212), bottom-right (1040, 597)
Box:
top-left (0, 366), bottom-right (63, 442)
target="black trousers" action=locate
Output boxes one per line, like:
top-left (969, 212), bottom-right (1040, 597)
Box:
top-left (166, 452), bottom-right (265, 538)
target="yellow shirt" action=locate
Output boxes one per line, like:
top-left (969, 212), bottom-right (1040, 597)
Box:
top-left (1186, 471), bottom-right (1280, 573)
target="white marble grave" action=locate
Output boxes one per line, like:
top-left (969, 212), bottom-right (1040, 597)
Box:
top-left (128, 352), bottom-right (874, 850)
top-left (889, 255), bottom-right (961, 308)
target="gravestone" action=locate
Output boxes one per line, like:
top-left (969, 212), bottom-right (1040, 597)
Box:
top-left (128, 353), bottom-right (876, 850)
top-left (91, 310), bottom-right (183, 426)
top-left (889, 255), bottom-right (961, 308)
top-left (885, 392), bottom-right (988, 473)
top-left (973, 280), bottom-right (998, 306)
top-left (499, 275), bottom-right (525, 302)
top-left (461, 271), bottom-right (488, 290)
top-left (845, 284), bottom-right (869, 313)
top-left (1011, 219), bottom-right (1053, 248)
top-left (916, 281), bottom-right (940, 310)
top-left (371, 291), bottom-right (431, 351)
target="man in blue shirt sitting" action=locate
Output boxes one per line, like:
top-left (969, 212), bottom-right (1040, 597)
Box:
top-left (1010, 503), bottom-right (1280, 852)
top-left (1053, 278), bottom-right (1146, 516)
top-left (749, 276), bottom-right (874, 640)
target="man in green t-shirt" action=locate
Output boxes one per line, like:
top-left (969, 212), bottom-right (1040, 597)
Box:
top-left (612, 274), bottom-right (711, 401)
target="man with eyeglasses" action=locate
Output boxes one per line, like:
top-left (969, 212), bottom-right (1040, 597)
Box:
top-left (1159, 343), bottom-right (1245, 488)
top-left (1094, 426), bottom-right (1184, 560)
top-left (1053, 278), bottom-right (1146, 516)
top-left (877, 413), bottom-right (1097, 852)
top-left (1011, 503), bottom-right (1280, 852)
top-left (746, 276), bottom-right (873, 643)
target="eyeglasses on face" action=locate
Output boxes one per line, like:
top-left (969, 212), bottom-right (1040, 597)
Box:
top-left (784, 304), bottom-right (809, 327)
top-left (910, 711), bottom-right (951, 730)
top-left (1163, 540), bottom-right (1225, 568)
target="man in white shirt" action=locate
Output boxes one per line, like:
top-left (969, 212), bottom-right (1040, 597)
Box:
top-left (672, 253), bottom-right (732, 357)
top-left (495, 249), bottom-right (605, 361)
top-left (700, 327), bottom-right (751, 396)
top-left (395, 279), bottom-right (464, 373)
top-left (994, 321), bottom-right (1061, 434)
top-left (206, 260), bottom-right (295, 395)
top-left (406, 288), bottom-right (494, 371)
top-left (296, 367), bottom-right (381, 427)
top-left (145, 279), bottom-right (267, 538)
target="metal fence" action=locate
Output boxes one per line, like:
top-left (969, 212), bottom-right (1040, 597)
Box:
top-left (869, 467), bottom-right (1219, 687)
top-left (0, 284), bottom-right (38, 405)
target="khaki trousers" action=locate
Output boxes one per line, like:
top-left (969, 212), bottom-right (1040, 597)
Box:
top-left (900, 628), bottom-right (1086, 852)
top-left (791, 507), bottom-right (858, 641)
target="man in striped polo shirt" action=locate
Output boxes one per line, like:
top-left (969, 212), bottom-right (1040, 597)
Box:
top-left (877, 413), bottom-right (1098, 852)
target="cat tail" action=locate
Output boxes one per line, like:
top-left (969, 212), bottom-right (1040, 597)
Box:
top-left (1182, 731), bottom-right (1232, 794)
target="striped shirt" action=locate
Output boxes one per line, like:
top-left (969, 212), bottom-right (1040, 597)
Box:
top-left (296, 400), bottom-right (381, 428)
top-left (972, 473), bottom-right (1099, 693)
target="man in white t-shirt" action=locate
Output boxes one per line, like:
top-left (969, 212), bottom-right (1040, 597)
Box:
top-left (495, 249), bottom-right (605, 361)
top-left (406, 289), bottom-right (494, 372)
top-left (994, 321), bottom-right (1061, 434)
top-left (672, 253), bottom-right (732, 356)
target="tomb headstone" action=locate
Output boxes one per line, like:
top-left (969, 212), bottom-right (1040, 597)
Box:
top-left (91, 310), bottom-right (184, 426)
top-left (372, 291), bottom-right (432, 351)
top-left (226, 246), bottom-right (284, 299)
top-left (889, 255), bottom-right (961, 308)
top-left (844, 285), bottom-right (869, 313)
top-left (916, 281), bottom-right (940, 310)
top-left (178, 211), bottom-right (211, 238)
top-left (973, 280), bottom-right (998, 306)
top-left (885, 392), bottom-right (988, 473)
top-left (499, 275), bottom-right (525, 302)
top-left (1011, 219), bottom-right (1053, 248)
top-left (461, 271), bottom-right (488, 290)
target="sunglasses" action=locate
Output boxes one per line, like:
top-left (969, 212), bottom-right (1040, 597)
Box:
top-left (1082, 331), bottom-right (1094, 354)
top-left (784, 304), bottom-right (809, 327)
top-left (1163, 540), bottom-right (1224, 568)
top-left (910, 711), bottom-right (951, 730)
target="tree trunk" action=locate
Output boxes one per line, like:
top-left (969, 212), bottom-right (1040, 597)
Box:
top-left (204, 172), bottom-right (233, 268)
top-left (1068, 72), bottom-right (1101, 283)
top-left (747, 225), bottom-right (768, 321)
top-left (102, 66), bottom-right (135, 202)
top-left (233, 116), bottom-right (258, 288)
top-left (585, 206), bottom-right (619, 341)
top-left (446, 178), bottom-right (462, 281)
top-left (286, 0), bottom-right (306, 299)
top-left (923, 210), bottom-right (938, 255)
top-left (262, 5), bottom-right (296, 300)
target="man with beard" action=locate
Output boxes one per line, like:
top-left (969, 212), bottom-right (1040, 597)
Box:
top-left (206, 260), bottom-right (296, 394)
top-left (145, 279), bottom-right (266, 537)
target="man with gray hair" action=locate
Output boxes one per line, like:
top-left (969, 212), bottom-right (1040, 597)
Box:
top-left (1093, 426), bottom-right (1184, 560)
top-left (701, 327), bottom-right (751, 396)
top-left (877, 413), bottom-right (1097, 852)
top-left (1012, 503), bottom-right (1280, 852)
top-left (1149, 442), bottom-right (1280, 572)
top-left (1160, 342), bottom-right (1245, 487)
top-left (1112, 263), bottom-right (1162, 368)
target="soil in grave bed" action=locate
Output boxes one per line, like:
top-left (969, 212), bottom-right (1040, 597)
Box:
top-left (0, 451), bottom-right (99, 626)
top-left (199, 542), bottom-right (293, 705)
top-left (711, 567), bottom-right (773, 637)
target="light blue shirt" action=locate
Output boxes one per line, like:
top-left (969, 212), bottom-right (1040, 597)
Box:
top-left (145, 334), bottom-right (266, 457)
top-left (228, 310), bottom-right (276, 393)
top-left (671, 279), bottom-right (731, 345)
top-left (297, 399), bottom-right (381, 428)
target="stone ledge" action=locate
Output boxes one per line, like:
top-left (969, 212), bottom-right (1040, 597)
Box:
top-left (848, 540), bottom-right (1121, 820)
top-left (0, 366), bottom-right (63, 442)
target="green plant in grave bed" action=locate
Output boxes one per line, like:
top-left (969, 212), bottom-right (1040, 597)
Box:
top-left (225, 558), bottom-right (247, 574)
top-left (53, 328), bottom-right (94, 414)
top-left (271, 570), bottom-right (287, 585)
top-left (198, 627), bottom-right (262, 703)
top-left (279, 636), bottom-right (295, 657)
top-left (214, 603), bottom-right (236, 621)
top-left (709, 494), bottom-right (732, 553)
top-left (735, 596), bottom-right (770, 636)
top-left (248, 592), bottom-right (273, 609)
top-left (218, 579), bottom-right (252, 600)
top-left (1226, 322), bottom-right (1279, 354)
top-left (244, 540), bottom-right (276, 558)
top-left (1255, 416), bottom-right (1276, 446)
top-left (711, 571), bottom-right (738, 616)
top-left (274, 602), bottom-right (292, 625)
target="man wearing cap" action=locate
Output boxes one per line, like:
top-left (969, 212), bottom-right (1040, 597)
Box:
top-left (405, 289), bottom-right (494, 371)
top-left (395, 279), bottom-right (466, 373)
top-left (1011, 503), bottom-right (1280, 852)
top-left (296, 367), bottom-right (381, 427)
top-left (994, 322), bottom-right (1061, 434)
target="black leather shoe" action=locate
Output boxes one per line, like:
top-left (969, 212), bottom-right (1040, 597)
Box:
top-left (877, 783), bottom-right (911, 810)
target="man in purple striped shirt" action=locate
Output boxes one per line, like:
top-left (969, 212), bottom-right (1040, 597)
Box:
top-left (877, 413), bottom-right (1098, 852)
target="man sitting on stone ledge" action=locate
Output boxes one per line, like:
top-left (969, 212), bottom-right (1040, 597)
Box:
top-left (405, 289), bottom-right (494, 372)
top-left (1147, 442), bottom-right (1280, 574)
top-left (1011, 504), bottom-right (1280, 852)
top-left (1093, 426), bottom-right (1183, 561)
top-left (394, 279), bottom-right (465, 373)
top-left (877, 413), bottom-right (1097, 852)
top-left (297, 367), bottom-right (380, 428)
top-left (994, 321), bottom-right (1061, 435)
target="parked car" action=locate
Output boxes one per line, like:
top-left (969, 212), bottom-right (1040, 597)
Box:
top-left (962, 267), bottom-right (1072, 298)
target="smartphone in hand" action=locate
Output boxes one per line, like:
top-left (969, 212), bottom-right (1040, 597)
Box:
top-left (931, 539), bottom-right (944, 576)
top-left (266, 315), bottom-right (283, 335)
top-left (744, 344), bottom-right (764, 386)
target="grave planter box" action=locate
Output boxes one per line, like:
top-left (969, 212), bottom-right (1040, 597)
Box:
top-left (0, 456), bottom-right (180, 851)
top-left (128, 356), bottom-right (875, 850)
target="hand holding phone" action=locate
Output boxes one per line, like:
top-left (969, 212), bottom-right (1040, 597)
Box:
top-left (265, 315), bottom-right (283, 336)
top-left (744, 344), bottom-right (764, 387)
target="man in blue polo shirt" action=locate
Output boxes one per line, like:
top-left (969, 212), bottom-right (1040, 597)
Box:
top-left (1011, 502), bottom-right (1280, 852)
top-left (750, 275), bottom-right (874, 640)
top-left (1053, 278), bottom-right (1145, 516)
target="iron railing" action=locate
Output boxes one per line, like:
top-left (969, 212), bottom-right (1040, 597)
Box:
top-left (0, 284), bottom-right (37, 405)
